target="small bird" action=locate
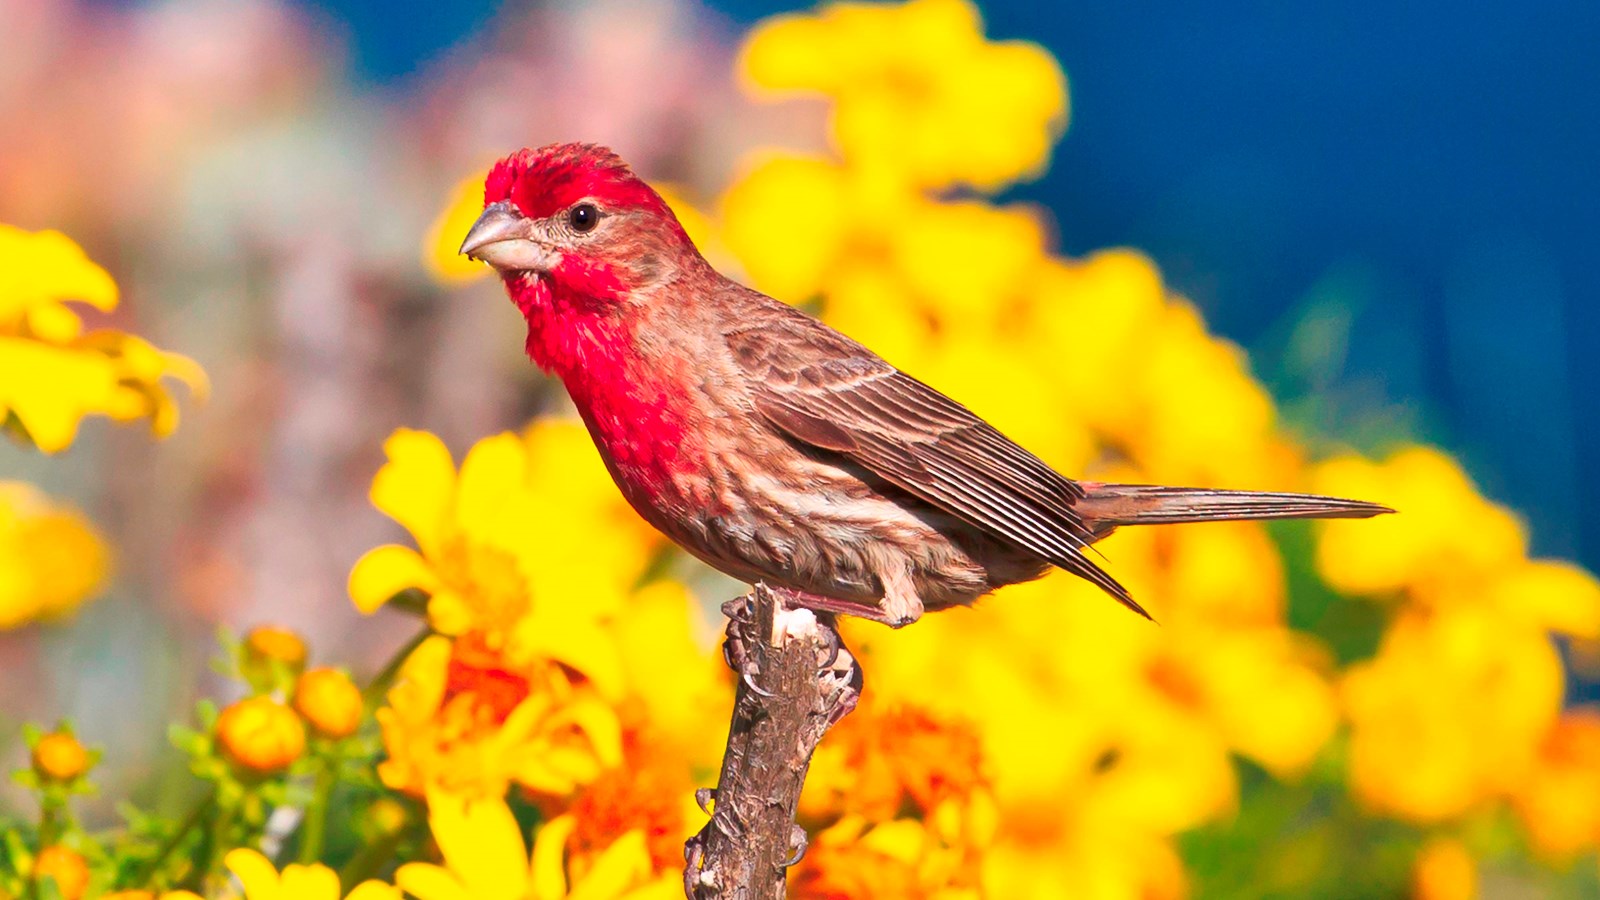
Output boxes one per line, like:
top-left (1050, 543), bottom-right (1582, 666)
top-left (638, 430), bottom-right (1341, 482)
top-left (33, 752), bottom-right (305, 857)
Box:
top-left (459, 143), bottom-right (1389, 626)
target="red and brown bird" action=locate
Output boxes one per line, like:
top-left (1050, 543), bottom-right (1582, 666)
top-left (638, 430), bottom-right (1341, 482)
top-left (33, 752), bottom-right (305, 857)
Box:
top-left (459, 143), bottom-right (1390, 626)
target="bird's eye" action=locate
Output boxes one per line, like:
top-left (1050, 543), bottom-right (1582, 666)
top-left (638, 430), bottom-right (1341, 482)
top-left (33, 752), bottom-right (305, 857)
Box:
top-left (568, 203), bottom-right (599, 233)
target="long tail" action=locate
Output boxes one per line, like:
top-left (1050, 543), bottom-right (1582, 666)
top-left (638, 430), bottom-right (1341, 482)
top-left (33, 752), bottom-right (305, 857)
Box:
top-left (1075, 482), bottom-right (1393, 536)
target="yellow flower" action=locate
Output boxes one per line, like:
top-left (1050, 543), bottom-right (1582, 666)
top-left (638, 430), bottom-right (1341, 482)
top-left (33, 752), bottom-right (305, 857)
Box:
top-left (396, 789), bottom-right (679, 900)
top-left (0, 481), bottom-right (110, 630)
top-left (348, 425), bottom-right (659, 690)
top-left (31, 727), bottom-right (93, 783)
top-left (740, 0), bottom-right (1067, 191)
top-left (293, 667), bottom-right (364, 740)
top-left (31, 846), bottom-right (89, 900)
top-left (1314, 447), bottom-right (1524, 598)
top-left (216, 697), bottom-right (307, 774)
top-left (1411, 838), bottom-right (1477, 900)
top-left (1511, 709), bottom-right (1600, 859)
top-left (376, 634), bottom-right (621, 799)
top-left (102, 892), bottom-right (204, 900)
top-left (1343, 606), bottom-right (1563, 821)
top-left (0, 223), bottom-right (205, 453)
top-left (426, 173), bottom-right (496, 285)
top-left (225, 848), bottom-right (399, 900)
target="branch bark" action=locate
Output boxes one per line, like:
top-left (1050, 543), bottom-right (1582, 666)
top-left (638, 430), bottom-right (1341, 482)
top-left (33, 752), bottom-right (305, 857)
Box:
top-left (683, 584), bottom-right (863, 899)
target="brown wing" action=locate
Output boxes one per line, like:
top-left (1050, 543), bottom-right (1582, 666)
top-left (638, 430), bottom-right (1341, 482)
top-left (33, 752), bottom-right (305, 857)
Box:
top-left (724, 305), bottom-right (1147, 619)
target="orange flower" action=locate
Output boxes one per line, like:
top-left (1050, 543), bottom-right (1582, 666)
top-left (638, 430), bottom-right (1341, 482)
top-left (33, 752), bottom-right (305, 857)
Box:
top-left (1411, 838), bottom-right (1476, 900)
top-left (242, 625), bottom-right (308, 690)
top-left (566, 735), bottom-right (699, 874)
top-left (802, 702), bottom-right (987, 823)
top-left (1511, 709), bottom-right (1600, 858)
top-left (217, 697), bottom-right (307, 773)
top-left (377, 634), bottom-right (621, 799)
top-left (33, 846), bottom-right (90, 900)
top-left (31, 728), bottom-right (92, 782)
top-left (293, 667), bottom-right (363, 740)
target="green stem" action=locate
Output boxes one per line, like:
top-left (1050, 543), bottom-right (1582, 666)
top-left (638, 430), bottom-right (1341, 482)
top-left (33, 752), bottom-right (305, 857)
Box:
top-left (337, 819), bottom-right (408, 888)
top-left (362, 625), bottom-right (433, 712)
top-left (201, 797), bottom-right (237, 892)
top-left (298, 756), bottom-right (338, 865)
top-left (37, 799), bottom-right (62, 849)
top-left (137, 787), bottom-right (214, 887)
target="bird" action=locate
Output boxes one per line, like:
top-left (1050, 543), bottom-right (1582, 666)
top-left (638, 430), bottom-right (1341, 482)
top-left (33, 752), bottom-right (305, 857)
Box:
top-left (458, 142), bottom-right (1390, 626)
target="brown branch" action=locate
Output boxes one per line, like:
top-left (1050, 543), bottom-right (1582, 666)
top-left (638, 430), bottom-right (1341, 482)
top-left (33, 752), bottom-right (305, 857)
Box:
top-left (683, 584), bottom-right (863, 899)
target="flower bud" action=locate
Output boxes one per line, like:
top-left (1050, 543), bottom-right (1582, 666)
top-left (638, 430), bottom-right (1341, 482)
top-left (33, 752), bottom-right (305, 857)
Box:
top-left (32, 846), bottom-right (89, 900)
top-left (241, 625), bottom-right (308, 687)
top-left (293, 667), bottom-right (363, 740)
top-left (31, 730), bottom-right (92, 783)
top-left (216, 697), bottom-right (306, 773)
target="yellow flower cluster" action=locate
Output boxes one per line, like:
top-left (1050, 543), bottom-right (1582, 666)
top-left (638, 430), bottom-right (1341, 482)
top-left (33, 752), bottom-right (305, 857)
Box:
top-left (0, 224), bottom-right (205, 453)
top-left (740, 0), bottom-right (1066, 192)
top-left (349, 423), bottom-right (725, 889)
top-left (0, 481), bottom-right (109, 629)
top-left (1315, 449), bottom-right (1600, 841)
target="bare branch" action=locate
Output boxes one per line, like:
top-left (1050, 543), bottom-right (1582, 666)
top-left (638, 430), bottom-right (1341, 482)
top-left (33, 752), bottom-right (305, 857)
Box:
top-left (684, 584), bottom-right (863, 899)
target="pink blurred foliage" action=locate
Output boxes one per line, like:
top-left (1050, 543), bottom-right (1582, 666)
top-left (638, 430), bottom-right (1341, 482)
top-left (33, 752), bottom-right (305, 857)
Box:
top-left (0, 0), bottom-right (823, 807)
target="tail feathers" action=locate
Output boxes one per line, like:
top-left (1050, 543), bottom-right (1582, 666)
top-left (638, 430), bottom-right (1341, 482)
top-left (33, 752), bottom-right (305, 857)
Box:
top-left (1076, 483), bottom-right (1394, 531)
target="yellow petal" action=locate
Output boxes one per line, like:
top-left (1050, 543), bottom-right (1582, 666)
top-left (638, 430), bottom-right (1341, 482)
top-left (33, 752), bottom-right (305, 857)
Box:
top-left (567, 830), bottom-right (652, 900)
top-left (223, 848), bottom-right (282, 900)
top-left (424, 173), bottom-right (495, 286)
top-left (530, 813), bottom-right (578, 900)
top-left (349, 544), bottom-right (439, 614)
top-left (395, 864), bottom-right (469, 900)
top-left (346, 881), bottom-right (404, 900)
top-left (454, 433), bottom-right (527, 544)
top-left (425, 788), bottom-right (529, 900)
top-left (279, 863), bottom-right (340, 900)
top-left (371, 429), bottom-right (457, 558)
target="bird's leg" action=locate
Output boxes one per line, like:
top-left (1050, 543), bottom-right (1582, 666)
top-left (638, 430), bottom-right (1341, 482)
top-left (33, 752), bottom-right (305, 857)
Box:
top-left (763, 585), bottom-right (921, 629)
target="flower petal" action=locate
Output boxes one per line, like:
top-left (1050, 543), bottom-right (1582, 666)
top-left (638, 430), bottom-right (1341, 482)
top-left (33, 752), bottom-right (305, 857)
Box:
top-left (395, 864), bottom-right (469, 900)
top-left (424, 787), bottom-right (529, 900)
top-left (371, 429), bottom-right (456, 558)
top-left (223, 848), bottom-right (281, 900)
top-left (349, 544), bottom-right (439, 614)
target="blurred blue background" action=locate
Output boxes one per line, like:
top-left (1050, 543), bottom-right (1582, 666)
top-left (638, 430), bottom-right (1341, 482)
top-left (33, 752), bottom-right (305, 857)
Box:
top-left (299, 0), bottom-right (1600, 577)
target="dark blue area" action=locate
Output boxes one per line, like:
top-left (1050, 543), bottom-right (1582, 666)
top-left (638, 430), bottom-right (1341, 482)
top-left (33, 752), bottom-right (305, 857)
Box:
top-left (295, 0), bottom-right (1600, 578)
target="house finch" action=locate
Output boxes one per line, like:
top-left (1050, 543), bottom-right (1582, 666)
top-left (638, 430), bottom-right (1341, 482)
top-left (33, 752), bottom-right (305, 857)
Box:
top-left (459, 143), bottom-right (1389, 625)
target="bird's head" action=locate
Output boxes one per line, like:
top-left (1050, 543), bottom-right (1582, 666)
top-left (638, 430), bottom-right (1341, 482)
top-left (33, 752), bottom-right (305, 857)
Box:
top-left (459, 143), bottom-right (699, 315)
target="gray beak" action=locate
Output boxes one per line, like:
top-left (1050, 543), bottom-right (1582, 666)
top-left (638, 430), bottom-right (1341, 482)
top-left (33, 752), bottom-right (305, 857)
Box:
top-left (459, 200), bottom-right (556, 272)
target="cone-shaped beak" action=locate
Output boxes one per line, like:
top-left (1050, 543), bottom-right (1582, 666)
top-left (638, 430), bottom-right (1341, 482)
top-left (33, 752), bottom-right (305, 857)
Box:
top-left (459, 200), bottom-right (527, 258)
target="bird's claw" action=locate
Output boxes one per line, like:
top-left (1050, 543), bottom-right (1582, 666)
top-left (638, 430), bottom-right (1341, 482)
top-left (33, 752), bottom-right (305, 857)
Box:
top-left (695, 788), bottom-right (717, 815)
top-left (784, 826), bottom-right (809, 867)
top-left (742, 667), bottom-right (775, 698)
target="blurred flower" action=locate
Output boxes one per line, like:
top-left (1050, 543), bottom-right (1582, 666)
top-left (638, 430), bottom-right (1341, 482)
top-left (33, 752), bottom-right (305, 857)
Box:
top-left (376, 634), bottom-right (621, 800)
top-left (396, 789), bottom-right (679, 900)
top-left (216, 697), bottom-right (307, 774)
top-left (348, 425), bottom-right (659, 688)
top-left (794, 816), bottom-right (982, 900)
top-left (31, 845), bottom-right (90, 900)
top-left (1410, 838), bottom-right (1477, 900)
top-left (30, 727), bottom-right (94, 784)
top-left (242, 625), bottom-right (309, 689)
top-left (0, 481), bottom-right (110, 630)
top-left (101, 892), bottom-right (203, 900)
top-left (0, 224), bottom-right (205, 453)
top-left (566, 737), bottom-right (702, 874)
top-left (1511, 709), bottom-right (1600, 859)
top-left (427, 173), bottom-right (497, 285)
top-left (225, 848), bottom-right (399, 900)
top-left (293, 667), bottom-right (363, 740)
top-left (740, 0), bottom-right (1066, 191)
top-left (1313, 447), bottom-right (1524, 599)
top-left (1342, 606), bottom-right (1562, 821)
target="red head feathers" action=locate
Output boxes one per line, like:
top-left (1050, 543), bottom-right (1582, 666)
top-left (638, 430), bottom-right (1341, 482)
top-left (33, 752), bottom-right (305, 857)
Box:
top-left (484, 143), bottom-right (676, 223)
